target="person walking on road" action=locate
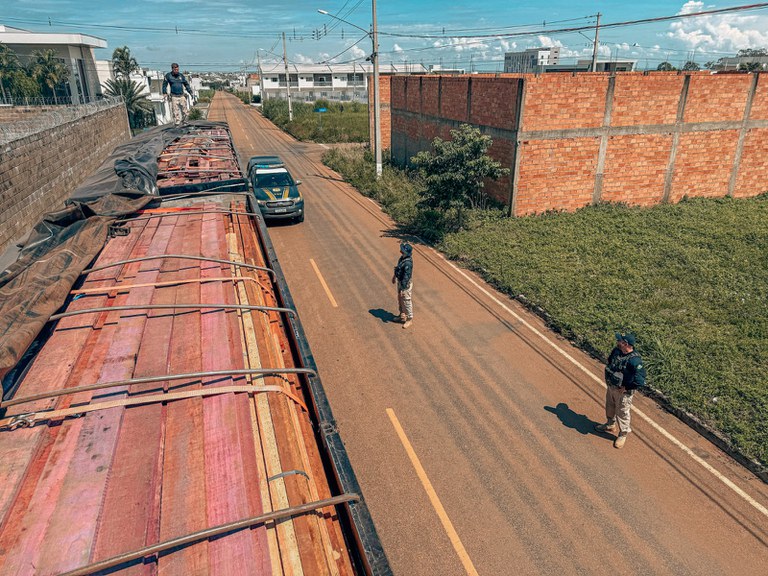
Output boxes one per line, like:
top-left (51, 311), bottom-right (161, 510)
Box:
top-left (162, 63), bottom-right (193, 126)
top-left (594, 332), bottom-right (646, 449)
top-left (392, 242), bottom-right (414, 329)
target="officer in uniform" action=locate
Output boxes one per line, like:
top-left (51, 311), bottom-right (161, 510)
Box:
top-left (594, 332), bottom-right (646, 449)
top-left (392, 242), bottom-right (414, 329)
top-left (162, 63), bottom-right (193, 126)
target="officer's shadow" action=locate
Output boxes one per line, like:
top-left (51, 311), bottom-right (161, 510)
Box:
top-left (369, 308), bottom-right (399, 323)
top-left (544, 403), bottom-right (597, 435)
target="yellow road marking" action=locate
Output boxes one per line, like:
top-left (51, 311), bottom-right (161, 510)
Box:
top-left (386, 408), bottom-right (479, 576)
top-left (310, 259), bottom-right (338, 308)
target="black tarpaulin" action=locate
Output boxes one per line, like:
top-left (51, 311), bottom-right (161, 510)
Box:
top-left (0, 121), bottom-right (232, 387)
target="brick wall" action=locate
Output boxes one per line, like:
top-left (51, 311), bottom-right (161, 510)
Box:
top-left (0, 103), bottom-right (130, 254)
top-left (386, 71), bottom-right (768, 216)
top-left (0, 107), bottom-right (56, 123)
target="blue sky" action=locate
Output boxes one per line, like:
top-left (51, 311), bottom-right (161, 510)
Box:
top-left (4, 0), bottom-right (768, 71)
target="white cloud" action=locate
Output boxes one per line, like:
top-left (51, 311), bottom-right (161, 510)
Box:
top-left (432, 36), bottom-right (491, 53)
top-left (666, 1), bottom-right (768, 51)
top-left (294, 53), bottom-right (314, 64)
top-left (393, 44), bottom-right (404, 53)
top-left (536, 35), bottom-right (564, 48)
top-left (349, 45), bottom-right (366, 59)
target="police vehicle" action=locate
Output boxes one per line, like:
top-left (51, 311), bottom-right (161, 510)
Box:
top-left (247, 155), bottom-right (304, 223)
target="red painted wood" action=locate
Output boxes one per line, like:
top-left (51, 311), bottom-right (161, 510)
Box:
top-left (91, 215), bottom-right (184, 575)
top-left (158, 210), bottom-right (210, 575)
top-left (199, 208), bottom-right (265, 575)
top-left (30, 219), bottom-right (174, 573)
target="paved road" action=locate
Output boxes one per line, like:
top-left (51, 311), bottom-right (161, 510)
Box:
top-left (208, 93), bottom-right (768, 575)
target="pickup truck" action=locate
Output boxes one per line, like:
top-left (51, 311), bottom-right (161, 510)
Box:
top-left (247, 155), bottom-right (304, 223)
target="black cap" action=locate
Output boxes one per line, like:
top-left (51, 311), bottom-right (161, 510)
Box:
top-left (615, 332), bottom-right (636, 346)
top-left (400, 242), bottom-right (412, 255)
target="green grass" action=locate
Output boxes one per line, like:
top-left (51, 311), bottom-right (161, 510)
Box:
top-left (262, 99), bottom-right (369, 143)
top-left (324, 146), bottom-right (768, 466)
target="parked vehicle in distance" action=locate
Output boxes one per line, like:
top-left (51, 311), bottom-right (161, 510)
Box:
top-left (247, 155), bottom-right (304, 223)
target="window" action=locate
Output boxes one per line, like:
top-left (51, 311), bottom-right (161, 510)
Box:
top-left (255, 172), bottom-right (294, 188)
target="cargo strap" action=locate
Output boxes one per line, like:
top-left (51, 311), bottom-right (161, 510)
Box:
top-left (57, 494), bottom-right (360, 576)
top-left (70, 275), bottom-right (269, 295)
top-left (1, 384), bottom-right (307, 431)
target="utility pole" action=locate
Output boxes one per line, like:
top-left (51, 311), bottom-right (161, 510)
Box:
top-left (257, 51), bottom-right (265, 102)
top-left (591, 13), bottom-right (601, 72)
top-left (372, 0), bottom-right (382, 177)
top-left (282, 32), bottom-right (293, 121)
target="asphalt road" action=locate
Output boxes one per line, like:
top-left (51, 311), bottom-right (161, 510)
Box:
top-left (208, 93), bottom-right (768, 576)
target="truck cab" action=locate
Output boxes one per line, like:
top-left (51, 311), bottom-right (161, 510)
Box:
top-left (247, 155), bottom-right (304, 223)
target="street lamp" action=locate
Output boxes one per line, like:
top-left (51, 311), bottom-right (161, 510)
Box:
top-left (318, 6), bottom-right (382, 178)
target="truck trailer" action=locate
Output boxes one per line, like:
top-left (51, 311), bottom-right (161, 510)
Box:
top-left (0, 122), bottom-right (389, 576)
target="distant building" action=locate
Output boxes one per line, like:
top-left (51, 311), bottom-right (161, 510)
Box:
top-left (576, 59), bottom-right (637, 72)
top-left (504, 47), bottom-right (561, 73)
top-left (259, 63), bottom-right (428, 103)
top-left (428, 65), bottom-right (465, 75)
top-left (0, 24), bottom-right (107, 104)
top-left (713, 55), bottom-right (768, 71)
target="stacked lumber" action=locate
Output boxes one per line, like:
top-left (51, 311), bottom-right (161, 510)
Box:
top-left (0, 200), bottom-right (356, 575)
top-left (157, 129), bottom-right (243, 189)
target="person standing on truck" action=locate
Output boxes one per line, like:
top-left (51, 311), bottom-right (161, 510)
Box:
top-left (392, 242), bottom-right (414, 329)
top-left (594, 331), bottom-right (646, 449)
top-left (162, 63), bottom-right (193, 126)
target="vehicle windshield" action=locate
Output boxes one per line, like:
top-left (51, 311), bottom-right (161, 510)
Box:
top-left (256, 172), bottom-right (294, 187)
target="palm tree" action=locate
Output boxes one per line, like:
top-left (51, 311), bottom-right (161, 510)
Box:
top-left (104, 77), bottom-right (155, 129)
top-left (31, 49), bottom-right (70, 104)
top-left (112, 46), bottom-right (139, 78)
top-left (0, 43), bottom-right (20, 103)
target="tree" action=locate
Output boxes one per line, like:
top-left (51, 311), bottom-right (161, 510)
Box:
top-left (0, 43), bottom-right (20, 102)
top-left (682, 61), bottom-right (700, 71)
top-left (737, 48), bottom-right (768, 57)
top-left (411, 124), bottom-right (509, 227)
top-left (112, 46), bottom-right (139, 78)
top-left (31, 49), bottom-right (70, 104)
top-left (6, 69), bottom-right (41, 101)
top-left (104, 77), bottom-right (155, 129)
top-left (739, 62), bottom-right (763, 72)
top-left (656, 61), bottom-right (676, 71)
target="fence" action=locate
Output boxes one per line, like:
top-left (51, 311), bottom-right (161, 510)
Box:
top-left (0, 97), bottom-right (124, 146)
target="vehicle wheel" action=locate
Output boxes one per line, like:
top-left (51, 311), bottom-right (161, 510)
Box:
top-left (295, 212), bottom-right (305, 223)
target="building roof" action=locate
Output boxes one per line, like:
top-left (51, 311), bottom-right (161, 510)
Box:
top-left (0, 24), bottom-right (106, 48)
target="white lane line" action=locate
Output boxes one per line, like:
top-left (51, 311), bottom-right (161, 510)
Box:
top-left (432, 250), bottom-right (768, 519)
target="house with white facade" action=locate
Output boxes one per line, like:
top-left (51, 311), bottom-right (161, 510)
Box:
top-left (259, 63), bottom-right (427, 103)
top-left (0, 24), bottom-right (107, 104)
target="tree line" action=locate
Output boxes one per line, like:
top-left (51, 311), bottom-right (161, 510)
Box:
top-left (658, 47), bottom-right (768, 72)
top-left (0, 44), bottom-right (71, 104)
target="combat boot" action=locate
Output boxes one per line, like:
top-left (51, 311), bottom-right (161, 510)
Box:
top-left (594, 422), bottom-right (618, 434)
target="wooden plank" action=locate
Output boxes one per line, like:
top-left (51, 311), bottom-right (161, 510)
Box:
top-left (232, 208), bottom-right (345, 576)
top-left (236, 206), bottom-right (355, 575)
top-left (199, 208), bottom-right (266, 575)
top-left (90, 215), bottom-right (183, 576)
top-left (0, 220), bottom-right (157, 575)
top-left (29, 217), bottom-right (175, 573)
top-left (227, 224), bottom-right (300, 576)
top-left (158, 209), bottom-right (209, 576)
